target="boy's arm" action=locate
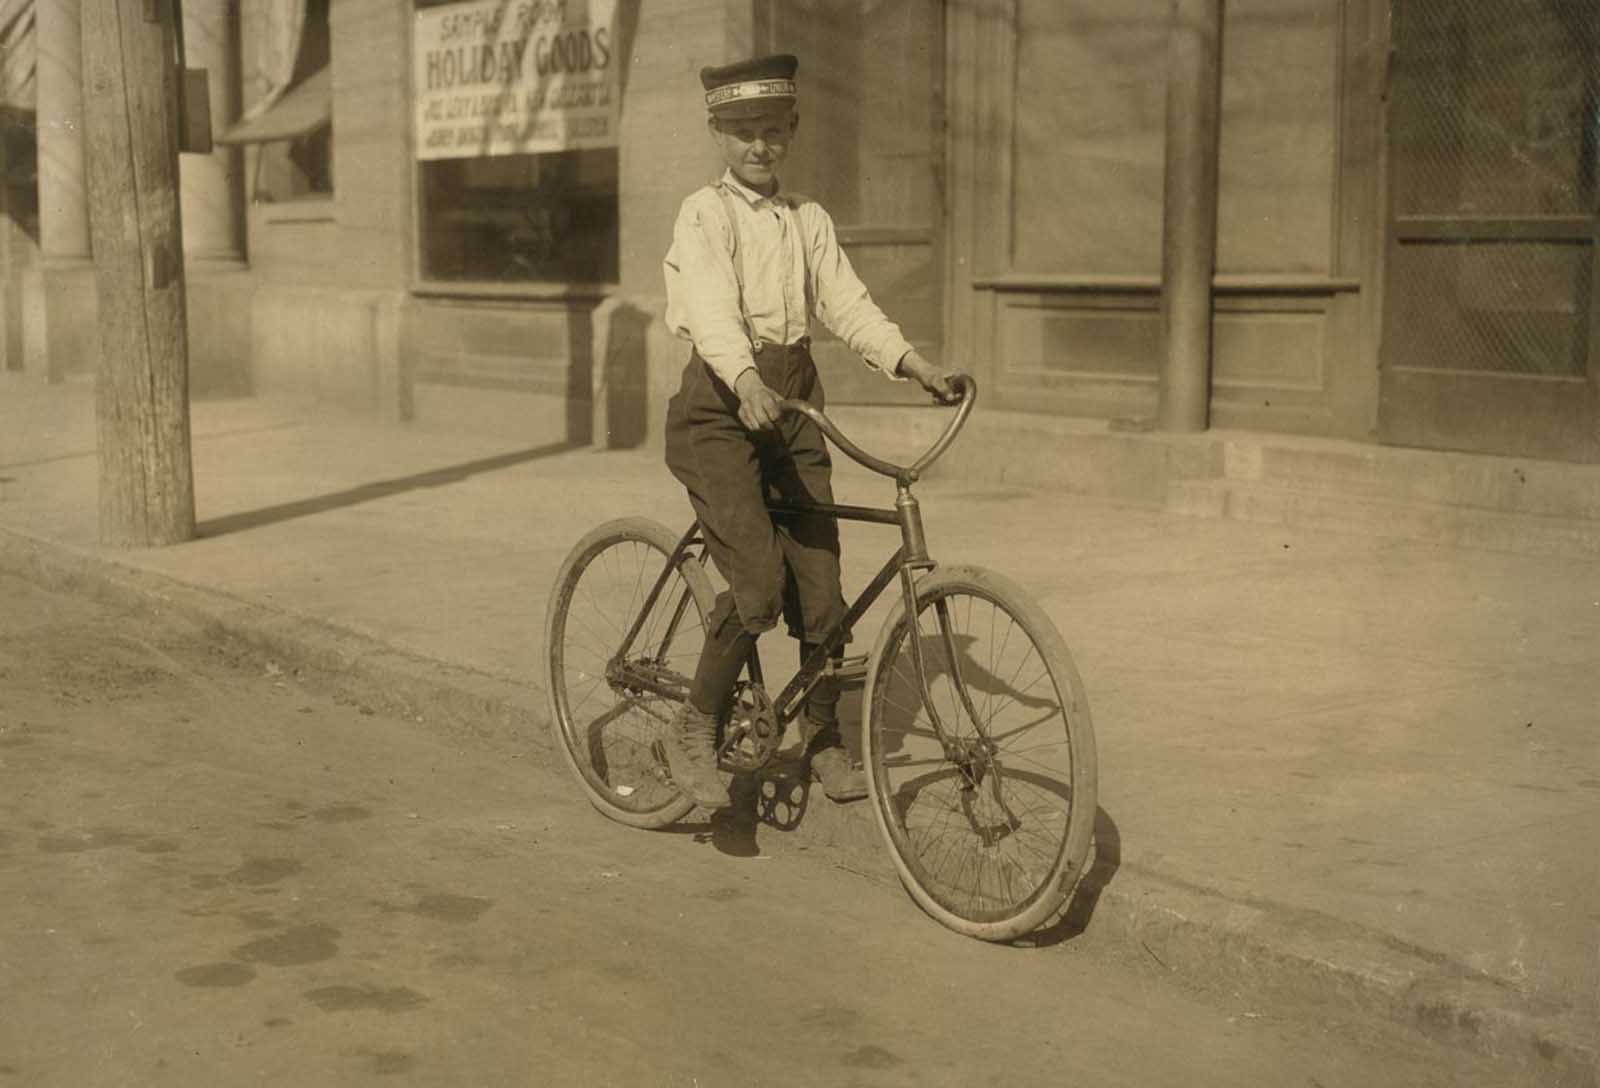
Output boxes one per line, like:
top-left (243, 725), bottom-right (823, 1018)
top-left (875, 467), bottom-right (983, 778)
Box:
top-left (663, 195), bottom-right (758, 391)
top-left (803, 205), bottom-right (914, 376)
top-left (803, 205), bottom-right (961, 402)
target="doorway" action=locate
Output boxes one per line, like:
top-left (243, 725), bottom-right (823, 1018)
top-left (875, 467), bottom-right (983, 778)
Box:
top-left (1379, 0), bottom-right (1600, 462)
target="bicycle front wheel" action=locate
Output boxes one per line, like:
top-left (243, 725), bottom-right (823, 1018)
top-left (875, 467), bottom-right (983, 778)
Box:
top-left (544, 517), bottom-right (713, 828)
top-left (862, 566), bottom-right (1097, 941)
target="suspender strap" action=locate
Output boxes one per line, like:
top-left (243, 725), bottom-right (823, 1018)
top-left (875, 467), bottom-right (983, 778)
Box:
top-left (714, 182), bottom-right (763, 353)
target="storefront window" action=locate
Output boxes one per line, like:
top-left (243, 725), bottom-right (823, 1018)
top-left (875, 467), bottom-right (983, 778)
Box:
top-left (1013, 1), bottom-right (1167, 277)
top-left (418, 149), bottom-right (618, 283)
top-left (412, 0), bottom-right (622, 285)
top-left (1214, 0), bottom-right (1338, 274)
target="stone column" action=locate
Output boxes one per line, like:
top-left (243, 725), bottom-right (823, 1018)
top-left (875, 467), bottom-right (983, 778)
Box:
top-left (179, 0), bottom-right (245, 265)
top-left (35, 0), bottom-right (95, 381)
top-left (0, 125), bottom-right (19, 372)
top-left (37, 0), bottom-right (89, 262)
top-left (1156, 0), bottom-right (1223, 432)
top-left (179, 0), bottom-right (253, 394)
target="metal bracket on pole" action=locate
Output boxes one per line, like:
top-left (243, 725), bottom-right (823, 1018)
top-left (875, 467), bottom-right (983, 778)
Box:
top-left (166, 0), bottom-right (212, 154)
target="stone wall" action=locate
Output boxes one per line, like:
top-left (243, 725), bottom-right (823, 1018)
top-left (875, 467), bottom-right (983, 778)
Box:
top-left (244, 0), bottom-right (410, 414)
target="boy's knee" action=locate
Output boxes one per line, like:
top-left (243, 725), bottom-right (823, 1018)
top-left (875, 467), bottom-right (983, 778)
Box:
top-left (732, 564), bottom-right (787, 635)
top-left (739, 588), bottom-right (785, 635)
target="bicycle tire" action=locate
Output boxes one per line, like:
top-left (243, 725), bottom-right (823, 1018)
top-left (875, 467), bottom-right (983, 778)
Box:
top-left (861, 566), bottom-right (1097, 941)
top-left (544, 517), bottom-right (714, 828)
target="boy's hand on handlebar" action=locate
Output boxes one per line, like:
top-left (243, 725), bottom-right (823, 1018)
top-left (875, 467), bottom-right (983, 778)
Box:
top-left (898, 352), bottom-right (963, 405)
top-left (733, 368), bottom-right (785, 431)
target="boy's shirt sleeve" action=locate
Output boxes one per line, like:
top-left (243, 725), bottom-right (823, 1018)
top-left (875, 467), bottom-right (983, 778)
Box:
top-left (802, 202), bottom-right (914, 378)
top-left (663, 192), bottom-right (757, 389)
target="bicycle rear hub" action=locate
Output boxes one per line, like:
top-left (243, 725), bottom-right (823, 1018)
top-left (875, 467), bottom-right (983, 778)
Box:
top-left (606, 655), bottom-right (690, 704)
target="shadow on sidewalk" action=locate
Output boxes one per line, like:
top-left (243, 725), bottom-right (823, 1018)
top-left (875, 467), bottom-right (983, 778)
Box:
top-left (664, 758), bottom-right (812, 859)
top-left (673, 761), bottom-right (1124, 949)
top-left (1014, 807), bottom-right (1123, 949)
top-left (196, 440), bottom-right (582, 538)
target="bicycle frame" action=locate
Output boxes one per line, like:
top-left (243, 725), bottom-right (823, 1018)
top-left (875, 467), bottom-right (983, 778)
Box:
top-left (606, 481), bottom-right (987, 766)
top-left (607, 372), bottom-right (986, 765)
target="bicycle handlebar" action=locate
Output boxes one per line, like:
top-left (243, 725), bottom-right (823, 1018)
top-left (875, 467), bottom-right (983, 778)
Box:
top-left (779, 372), bottom-right (976, 485)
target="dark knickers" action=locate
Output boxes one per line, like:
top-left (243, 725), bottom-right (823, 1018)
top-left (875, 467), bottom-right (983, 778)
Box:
top-left (663, 343), bottom-right (849, 644)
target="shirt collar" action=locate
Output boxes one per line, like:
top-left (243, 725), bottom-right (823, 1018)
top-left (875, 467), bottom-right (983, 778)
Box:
top-left (720, 169), bottom-right (789, 209)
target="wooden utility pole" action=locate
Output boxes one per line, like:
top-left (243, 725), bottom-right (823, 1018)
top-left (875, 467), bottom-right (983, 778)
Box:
top-left (81, 0), bottom-right (196, 547)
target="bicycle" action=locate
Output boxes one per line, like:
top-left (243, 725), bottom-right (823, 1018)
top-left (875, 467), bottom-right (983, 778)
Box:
top-left (543, 374), bottom-right (1097, 941)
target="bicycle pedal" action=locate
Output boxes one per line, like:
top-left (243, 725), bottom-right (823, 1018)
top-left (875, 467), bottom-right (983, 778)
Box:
top-left (833, 655), bottom-right (869, 690)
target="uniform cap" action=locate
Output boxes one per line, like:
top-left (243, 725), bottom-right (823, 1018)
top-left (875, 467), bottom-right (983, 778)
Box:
top-left (700, 54), bottom-right (798, 116)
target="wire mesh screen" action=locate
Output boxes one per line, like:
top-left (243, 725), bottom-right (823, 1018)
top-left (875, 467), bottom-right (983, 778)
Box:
top-left (1388, 244), bottom-right (1590, 376)
top-left (1386, 0), bottom-right (1598, 377)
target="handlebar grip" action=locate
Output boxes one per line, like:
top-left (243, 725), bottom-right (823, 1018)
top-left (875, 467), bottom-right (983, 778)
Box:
top-left (909, 373), bottom-right (976, 479)
top-left (779, 371), bottom-right (977, 483)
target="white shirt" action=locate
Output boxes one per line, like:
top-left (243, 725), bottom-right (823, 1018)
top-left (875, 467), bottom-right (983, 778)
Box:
top-left (663, 170), bottom-right (914, 389)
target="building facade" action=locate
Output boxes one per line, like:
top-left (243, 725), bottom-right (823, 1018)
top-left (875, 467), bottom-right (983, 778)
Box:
top-left (3, 0), bottom-right (1597, 464)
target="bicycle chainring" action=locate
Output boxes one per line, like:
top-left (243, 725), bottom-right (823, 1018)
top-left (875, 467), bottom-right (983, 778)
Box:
top-left (718, 681), bottom-right (782, 773)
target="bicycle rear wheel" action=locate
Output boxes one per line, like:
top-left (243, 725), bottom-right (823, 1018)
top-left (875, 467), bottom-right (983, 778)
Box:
top-left (544, 517), bottom-right (713, 828)
top-left (862, 566), bottom-right (1097, 941)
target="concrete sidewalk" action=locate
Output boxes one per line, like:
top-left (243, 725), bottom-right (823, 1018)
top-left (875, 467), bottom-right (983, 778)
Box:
top-left (2, 375), bottom-right (1597, 1081)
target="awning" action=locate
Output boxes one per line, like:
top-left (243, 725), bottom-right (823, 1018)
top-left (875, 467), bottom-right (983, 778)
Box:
top-left (0, 0), bottom-right (35, 114)
top-left (217, 65), bottom-right (329, 145)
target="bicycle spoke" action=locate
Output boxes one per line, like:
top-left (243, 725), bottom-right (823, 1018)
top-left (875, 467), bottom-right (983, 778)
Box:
top-left (985, 714), bottom-right (1064, 750)
top-left (868, 579), bottom-right (1094, 936)
top-left (982, 642), bottom-right (1043, 731)
top-left (548, 525), bottom-right (710, 827)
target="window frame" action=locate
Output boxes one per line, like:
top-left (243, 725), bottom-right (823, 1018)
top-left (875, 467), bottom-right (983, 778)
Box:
top-left (406, 0), bottom-right (622, 300)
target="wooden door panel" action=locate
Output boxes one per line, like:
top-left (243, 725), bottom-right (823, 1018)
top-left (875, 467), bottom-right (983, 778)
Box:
top-left (1379, 0), bottom-right (1600, 461)
top-left (774, 0), bottom-right (944, 403)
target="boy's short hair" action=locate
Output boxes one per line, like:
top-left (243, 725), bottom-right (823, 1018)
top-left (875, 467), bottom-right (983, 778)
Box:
top-left (701, 54), bottom-right (798, 120)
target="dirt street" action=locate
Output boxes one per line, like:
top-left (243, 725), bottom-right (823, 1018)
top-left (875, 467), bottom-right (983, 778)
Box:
top-left (0, 571), bottom-right (1547, 1087)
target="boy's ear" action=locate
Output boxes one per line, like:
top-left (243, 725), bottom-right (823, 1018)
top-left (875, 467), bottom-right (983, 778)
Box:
top-left (706, 115), bottom-right (720, 137)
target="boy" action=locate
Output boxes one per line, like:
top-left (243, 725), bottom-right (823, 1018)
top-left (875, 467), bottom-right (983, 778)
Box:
top-left (661, 53), bottom-right (959, 810)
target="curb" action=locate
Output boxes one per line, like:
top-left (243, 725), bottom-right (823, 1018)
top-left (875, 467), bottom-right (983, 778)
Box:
top-left (2, 525), bottom-right (1594, 1086)
top-left (1082, 867), bottom-right (1597, 1085)
top-left (0, 527), bottom-right (548, 752)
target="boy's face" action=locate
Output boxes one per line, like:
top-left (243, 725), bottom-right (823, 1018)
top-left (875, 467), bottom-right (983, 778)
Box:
top-left (708, 105), bottom-right (798, 193)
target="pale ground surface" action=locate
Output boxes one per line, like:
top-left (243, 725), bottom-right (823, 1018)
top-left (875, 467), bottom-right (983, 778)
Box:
top-left (1, 377), bottom-right (1597, 1042)
top-left (0, 573), bottom-right (1553, 1087)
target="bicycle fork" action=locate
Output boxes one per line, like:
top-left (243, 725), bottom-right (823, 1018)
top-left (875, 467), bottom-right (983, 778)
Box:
top-left (893, 487), bottom-right (1018, 831)
top-left (900, 570), bottom-right (993, 761)
top-left (902, 581), bottom-right (1020, 835)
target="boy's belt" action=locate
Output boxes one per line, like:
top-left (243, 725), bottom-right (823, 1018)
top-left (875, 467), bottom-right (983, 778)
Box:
top-left (751, 335), bottom-right (811, 355)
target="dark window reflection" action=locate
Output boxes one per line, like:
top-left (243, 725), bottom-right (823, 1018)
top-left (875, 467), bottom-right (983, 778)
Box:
top-left (419, 149), bottom-right (619, 284)
top-left (256, 125), bottom-right (334, 203)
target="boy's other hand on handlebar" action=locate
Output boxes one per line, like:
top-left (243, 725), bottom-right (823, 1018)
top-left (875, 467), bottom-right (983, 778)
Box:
top-left (898, 352), bottom-right (963, 405)
top-left (734, 367), bottom-right (785, 431)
